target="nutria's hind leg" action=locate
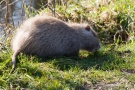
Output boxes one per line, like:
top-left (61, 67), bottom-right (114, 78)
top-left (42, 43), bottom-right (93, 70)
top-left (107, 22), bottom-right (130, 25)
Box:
top-left (70, 52), bottom-right (79, 57)
top-left (65, 50), bottom-right (79, 57)
top-left (11, 51), bottom-right (19, 72)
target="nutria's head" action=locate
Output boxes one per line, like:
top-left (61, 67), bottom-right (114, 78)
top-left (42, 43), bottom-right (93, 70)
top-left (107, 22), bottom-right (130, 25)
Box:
top-left (80, 25), bottom-right (101, 52)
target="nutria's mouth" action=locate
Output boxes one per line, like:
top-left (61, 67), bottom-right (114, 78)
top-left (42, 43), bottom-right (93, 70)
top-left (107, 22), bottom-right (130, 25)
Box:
top-left (91, 43), bottom-right (101, 52)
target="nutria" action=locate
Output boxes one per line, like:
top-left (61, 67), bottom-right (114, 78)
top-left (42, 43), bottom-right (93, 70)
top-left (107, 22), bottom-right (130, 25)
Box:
top-left (12, 15), bottom-right (101, 69)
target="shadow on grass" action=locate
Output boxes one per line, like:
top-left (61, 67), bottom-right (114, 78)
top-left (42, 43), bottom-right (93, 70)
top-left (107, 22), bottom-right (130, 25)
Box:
top-left (0, 49), bottom-right (132, 89)
top-left (38, 50), bottom-right (126, 71)
top-left (4, 48), bottom-right (130, 76)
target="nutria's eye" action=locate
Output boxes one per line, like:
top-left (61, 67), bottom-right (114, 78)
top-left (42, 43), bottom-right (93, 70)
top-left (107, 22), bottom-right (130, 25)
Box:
top-left (85, 25), bottom-right (90, 31)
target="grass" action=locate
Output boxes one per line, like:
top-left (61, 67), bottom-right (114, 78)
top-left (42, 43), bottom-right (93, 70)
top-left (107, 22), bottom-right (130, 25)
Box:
top-left (0, 0), bottom-right (135, 89)
top-left (0, 42), bottom-right (135, 89)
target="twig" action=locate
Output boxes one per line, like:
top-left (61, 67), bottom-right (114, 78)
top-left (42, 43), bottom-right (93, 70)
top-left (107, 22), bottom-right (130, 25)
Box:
top-left (0, 0), bottom-right (21, 12)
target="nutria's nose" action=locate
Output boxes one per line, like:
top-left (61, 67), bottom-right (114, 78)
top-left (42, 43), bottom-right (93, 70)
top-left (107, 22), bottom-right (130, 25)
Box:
top-left (99, 43), bottom-right (102, 49)
top-left (96, 42), bottom-right (101, 51)
top-left (94, 43), bottom-right (101, 52)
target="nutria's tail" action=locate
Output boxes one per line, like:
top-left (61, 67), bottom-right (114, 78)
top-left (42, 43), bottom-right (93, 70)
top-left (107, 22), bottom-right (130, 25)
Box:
top-left (11, 51), bottom-right (19, 72)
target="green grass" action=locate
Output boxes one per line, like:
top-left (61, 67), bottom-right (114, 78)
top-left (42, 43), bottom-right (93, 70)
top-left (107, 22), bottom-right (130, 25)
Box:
top-left (0, 0), bottom-right (135, 89)
top-left (0, 42), bottom-right (135, 89)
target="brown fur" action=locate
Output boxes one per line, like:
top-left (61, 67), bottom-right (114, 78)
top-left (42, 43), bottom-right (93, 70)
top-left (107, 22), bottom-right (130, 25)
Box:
top-left (12, 15), bottom-right (101, 69)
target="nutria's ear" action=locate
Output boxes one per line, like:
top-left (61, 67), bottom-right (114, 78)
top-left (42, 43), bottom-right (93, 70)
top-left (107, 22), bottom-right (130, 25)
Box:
top-left (85, 25), bottom-right (90, 31)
